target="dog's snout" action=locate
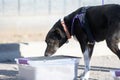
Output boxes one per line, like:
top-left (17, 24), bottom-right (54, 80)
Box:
top-left (44, 52), bottom-right (52, 57)
top-left (44, 49), bottom-right (49, 57)
top-left (44, 53), bottom-right (48, 57)
top-left (44, 46), bottom-right (57, 57)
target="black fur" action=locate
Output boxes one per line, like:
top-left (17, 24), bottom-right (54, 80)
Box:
top-left (45, 4), bottom-right (120, 59)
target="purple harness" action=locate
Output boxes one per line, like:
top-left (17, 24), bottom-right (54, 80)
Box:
top-left (71, 7), bottom-right (95, 44)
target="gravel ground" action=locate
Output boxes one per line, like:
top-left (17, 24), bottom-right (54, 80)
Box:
top-left (0, 55), bottom-right (120, 80)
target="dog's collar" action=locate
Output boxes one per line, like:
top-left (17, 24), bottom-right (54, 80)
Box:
top-left (60, 18), bottom-right (71, 39)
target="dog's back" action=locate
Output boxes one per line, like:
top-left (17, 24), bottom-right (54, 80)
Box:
top-left (85, 4), bottom-right (120, 42)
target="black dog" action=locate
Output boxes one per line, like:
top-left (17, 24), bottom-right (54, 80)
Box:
top-left (45, 4), bottom-right (120, 80)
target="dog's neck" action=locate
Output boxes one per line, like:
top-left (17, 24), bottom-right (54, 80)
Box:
top-left (61, 18), bottom-right (71, 39)
top-left (63, 8), bottom-right (81, 36)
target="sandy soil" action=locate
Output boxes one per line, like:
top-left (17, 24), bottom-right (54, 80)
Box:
top-left (0, 30), bottom-right (47, 43)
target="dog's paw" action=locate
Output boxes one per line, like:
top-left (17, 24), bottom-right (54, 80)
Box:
top-left (79, 72), bottom-right (90, 80)
top-left (80, 77), bottom-right (89, 80)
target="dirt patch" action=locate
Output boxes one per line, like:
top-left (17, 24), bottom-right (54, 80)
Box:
top-left (0, 30), bottom-right (48, 43)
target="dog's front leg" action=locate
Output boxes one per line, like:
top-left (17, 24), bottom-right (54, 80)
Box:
top-left (81, 44), bottom-right (94, 80)
top-left (81, 46), bottom-right (90, 80)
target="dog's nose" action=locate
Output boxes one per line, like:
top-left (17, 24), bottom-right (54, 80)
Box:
top-left (44, 52), bottom-right (52, 57)
top-left (44, 53), bottom-right (48, 57)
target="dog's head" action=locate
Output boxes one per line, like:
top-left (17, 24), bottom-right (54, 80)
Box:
top-left (44, 20), bottom-right (68, 56)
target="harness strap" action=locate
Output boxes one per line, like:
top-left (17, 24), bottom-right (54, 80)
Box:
top-left (71, 7), bottom-right (95, 43)
top-left (61, 18), bottom-right (71, 39)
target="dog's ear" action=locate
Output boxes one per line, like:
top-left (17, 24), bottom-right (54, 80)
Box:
top-left (56, 28), bottom-right (65, 38)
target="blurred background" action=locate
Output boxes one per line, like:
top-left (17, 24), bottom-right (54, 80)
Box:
top-left (0, 0), bottom-right (120, 43)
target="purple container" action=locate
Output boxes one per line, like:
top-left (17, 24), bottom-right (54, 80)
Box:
top-left (18, 58), bottom-right (28, 64)
top-left (115, 70), bottom-right (120, 77)
top-left (111, 70), bottom-right (120, 77)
